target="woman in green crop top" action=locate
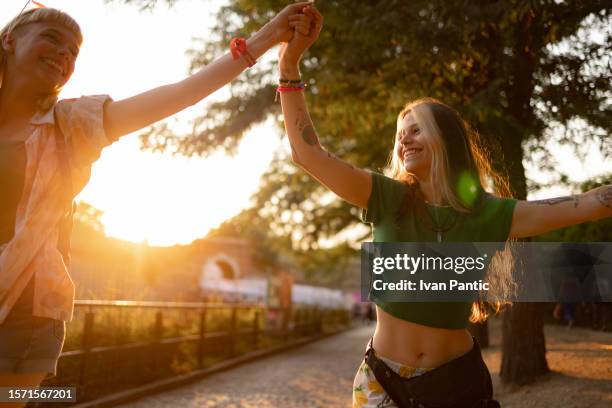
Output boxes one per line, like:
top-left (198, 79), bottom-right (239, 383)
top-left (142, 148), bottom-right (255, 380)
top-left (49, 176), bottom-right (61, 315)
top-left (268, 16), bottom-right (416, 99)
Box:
top-left (278, 6), bottom-right (612, 408)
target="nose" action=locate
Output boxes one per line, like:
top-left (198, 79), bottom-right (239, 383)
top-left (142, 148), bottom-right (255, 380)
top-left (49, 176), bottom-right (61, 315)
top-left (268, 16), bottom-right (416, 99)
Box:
top-left (57, 45), bottom-right (70, 59)
top-left (399, 132), bottom-right (413, 146)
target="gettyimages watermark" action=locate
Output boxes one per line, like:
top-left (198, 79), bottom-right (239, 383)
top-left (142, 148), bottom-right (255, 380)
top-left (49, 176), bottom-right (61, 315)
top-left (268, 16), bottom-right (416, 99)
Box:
top-left (361, 242), bottom-right (612, 302)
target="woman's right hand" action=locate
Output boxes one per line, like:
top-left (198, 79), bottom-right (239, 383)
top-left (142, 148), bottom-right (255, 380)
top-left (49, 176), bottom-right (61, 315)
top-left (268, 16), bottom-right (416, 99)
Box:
top-left (279, 5), bottom-right (323, 72)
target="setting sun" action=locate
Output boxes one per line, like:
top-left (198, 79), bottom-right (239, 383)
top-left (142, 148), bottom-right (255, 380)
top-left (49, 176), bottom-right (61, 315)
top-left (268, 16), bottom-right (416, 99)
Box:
top-left (77, 122), bottom-right (280, 246)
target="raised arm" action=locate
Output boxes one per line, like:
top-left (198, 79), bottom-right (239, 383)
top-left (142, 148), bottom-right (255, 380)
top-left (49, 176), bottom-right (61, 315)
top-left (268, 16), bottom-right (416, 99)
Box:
top-left (279, 6), bottom-right (371, 209)
top-left (509, 185), bottom-right (612, 238)
top-left (102, 2), bottom-right (313, 141)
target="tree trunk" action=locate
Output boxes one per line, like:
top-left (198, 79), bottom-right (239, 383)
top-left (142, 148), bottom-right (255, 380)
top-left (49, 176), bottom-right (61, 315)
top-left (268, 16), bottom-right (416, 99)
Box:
top-left (495, 8), bottom-right (554, 372)
top-left (498, 152), bottom-right (550, 384)
top-left (500, 303), bottom-right (549, 384)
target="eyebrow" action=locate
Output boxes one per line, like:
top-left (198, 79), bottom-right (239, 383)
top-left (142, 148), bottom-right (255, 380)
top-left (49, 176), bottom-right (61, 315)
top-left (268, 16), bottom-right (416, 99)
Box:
top-left (41, 28), bottom-right (79, 52)
top-left (398, 124), bottom-right (419, 134)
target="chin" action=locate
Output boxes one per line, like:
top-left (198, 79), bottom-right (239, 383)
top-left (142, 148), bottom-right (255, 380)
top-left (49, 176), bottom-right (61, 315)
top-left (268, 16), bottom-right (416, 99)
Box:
top-left (32, 79), bottom-right (60, 96)
top-left (402, 162), bottom-right (421, 173)
top-left (402, 164), bottom-right (427, 179)
top-left (35, 69), bottom-right (67, 93)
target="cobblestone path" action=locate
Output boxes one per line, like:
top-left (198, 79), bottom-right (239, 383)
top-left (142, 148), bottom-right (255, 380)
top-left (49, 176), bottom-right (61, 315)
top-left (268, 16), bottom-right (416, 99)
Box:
top-left (118, 324), bottom-right (374, 408)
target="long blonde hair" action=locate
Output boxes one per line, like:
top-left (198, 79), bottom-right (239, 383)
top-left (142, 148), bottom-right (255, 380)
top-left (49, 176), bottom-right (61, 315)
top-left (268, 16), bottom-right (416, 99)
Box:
top-left (0, 7), bottom-right (82, 112)
top-left (385, 97), bottom-right (515, 322)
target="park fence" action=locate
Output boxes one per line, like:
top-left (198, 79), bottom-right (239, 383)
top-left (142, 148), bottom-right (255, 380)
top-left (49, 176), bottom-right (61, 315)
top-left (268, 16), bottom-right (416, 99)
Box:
top-left (36, 300), bottom-right (351, 407)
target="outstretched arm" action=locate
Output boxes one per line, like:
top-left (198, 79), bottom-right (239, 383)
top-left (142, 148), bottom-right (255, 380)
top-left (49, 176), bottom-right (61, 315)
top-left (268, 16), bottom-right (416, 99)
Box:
top-left (102, 2), bottom-right (313, 141)
top-left (279, 6), bottom-right (371, 209)
top-left (509, 185), bottom-right (612, 238)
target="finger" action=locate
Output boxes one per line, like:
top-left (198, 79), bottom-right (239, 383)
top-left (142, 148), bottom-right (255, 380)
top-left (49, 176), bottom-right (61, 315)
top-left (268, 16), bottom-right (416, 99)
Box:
top-left (288, 15), bottom-right (313, 27)
top-left (297, 23), bottom-right (312, 36)
top-left (291, 17), bottom-right (313, 30)
top-left (289, 21), bottom-right (311, 36)
top-left (298, 12), bottom-right (319, 37)
top-left (309, 9), bottom-right (323, 34)
top-left (288, 14), bottom-right (312, 23)
top-left (304, 6), bottom-right (323, 23)
top-left (309, 5), bottom-right (323, 20)
top-left (288, 1), bottom-right (313, 13)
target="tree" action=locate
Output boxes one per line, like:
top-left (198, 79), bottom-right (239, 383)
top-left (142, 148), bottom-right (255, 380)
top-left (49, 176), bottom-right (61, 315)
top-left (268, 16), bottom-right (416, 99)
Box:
top-left (117, 0), bottom-right (610, 384)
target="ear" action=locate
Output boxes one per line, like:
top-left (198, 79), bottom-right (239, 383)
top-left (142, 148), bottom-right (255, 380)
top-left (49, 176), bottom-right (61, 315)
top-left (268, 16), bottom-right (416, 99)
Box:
top-left (1, 32), bottom-right (16, 54)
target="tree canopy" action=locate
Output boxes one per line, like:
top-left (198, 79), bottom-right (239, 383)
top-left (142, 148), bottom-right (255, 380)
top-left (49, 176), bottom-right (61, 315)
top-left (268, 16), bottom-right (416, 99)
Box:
top-left (118, 0), bottom-right (610, 250)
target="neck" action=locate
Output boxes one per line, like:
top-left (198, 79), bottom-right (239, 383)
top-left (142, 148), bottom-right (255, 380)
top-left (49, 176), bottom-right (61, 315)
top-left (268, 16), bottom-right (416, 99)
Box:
top-left (0, 76), bottom-right (45, 125)
top-left (418, 177), bottom-right (445, 205)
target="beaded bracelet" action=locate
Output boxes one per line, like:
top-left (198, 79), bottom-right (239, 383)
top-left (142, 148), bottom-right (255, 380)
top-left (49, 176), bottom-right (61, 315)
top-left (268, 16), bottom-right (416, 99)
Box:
top-left (279, 78), bottom-right (303, 84)
top-left (278, 84), bottom-right (306, 92)
top-left (275, 82), bottom-right (306, 101)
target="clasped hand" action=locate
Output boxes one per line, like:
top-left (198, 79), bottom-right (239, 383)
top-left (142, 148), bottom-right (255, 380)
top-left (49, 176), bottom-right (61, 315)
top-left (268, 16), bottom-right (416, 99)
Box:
top-left (268, 3), bottom-right (323, 68)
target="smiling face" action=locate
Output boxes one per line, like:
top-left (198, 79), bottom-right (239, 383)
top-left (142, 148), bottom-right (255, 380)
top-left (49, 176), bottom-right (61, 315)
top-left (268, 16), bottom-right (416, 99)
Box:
top-left (8, 21), bottom-right (80, 93)
top-left (387, 98), bottom-right (497, 212)
top-left (395, 112), bottom-right (433, 180)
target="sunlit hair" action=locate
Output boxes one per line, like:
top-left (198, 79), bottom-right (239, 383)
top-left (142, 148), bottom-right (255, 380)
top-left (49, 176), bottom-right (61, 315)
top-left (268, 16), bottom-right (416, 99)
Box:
top-left (0, 7), bottom-right (82, 112)
top-left (384, 97), bottom-right (516, 322)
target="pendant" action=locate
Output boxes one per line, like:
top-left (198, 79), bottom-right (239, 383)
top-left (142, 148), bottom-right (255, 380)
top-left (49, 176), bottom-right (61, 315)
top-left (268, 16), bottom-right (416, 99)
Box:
top-left (437, 231), bottom-right (442, 243)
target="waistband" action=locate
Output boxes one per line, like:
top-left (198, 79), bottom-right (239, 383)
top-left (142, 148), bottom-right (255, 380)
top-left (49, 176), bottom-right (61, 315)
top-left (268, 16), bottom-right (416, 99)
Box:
top-left (365, 336), bottom-right (481, 370)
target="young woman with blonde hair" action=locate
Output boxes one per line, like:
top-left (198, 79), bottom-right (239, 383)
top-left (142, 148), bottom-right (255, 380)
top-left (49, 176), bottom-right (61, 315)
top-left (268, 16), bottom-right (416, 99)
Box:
top-left (0, 1), bottom-right (313, 404)
top-left (279, 5), bottom-right (612, 407)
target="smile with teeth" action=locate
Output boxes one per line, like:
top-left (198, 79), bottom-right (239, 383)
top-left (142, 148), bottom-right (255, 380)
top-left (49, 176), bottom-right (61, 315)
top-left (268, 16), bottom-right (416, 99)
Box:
top-left (403, 147), bottom-right (423, 158)
top-left (42, 58), bottom-right (64, 76)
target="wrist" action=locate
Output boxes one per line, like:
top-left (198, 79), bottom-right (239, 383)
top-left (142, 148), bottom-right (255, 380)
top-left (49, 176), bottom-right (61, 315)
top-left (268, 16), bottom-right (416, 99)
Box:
top-left (258, 22), bottom-right (278, 47)
top-left (251, 24), bottom-right (277, 52)
top-left (279, 61), bottom-right (300, 78)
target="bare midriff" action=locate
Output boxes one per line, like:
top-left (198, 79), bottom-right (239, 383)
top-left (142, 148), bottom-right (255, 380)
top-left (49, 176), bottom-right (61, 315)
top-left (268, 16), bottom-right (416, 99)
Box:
top-left (372, 306), bottom-right (474, 369)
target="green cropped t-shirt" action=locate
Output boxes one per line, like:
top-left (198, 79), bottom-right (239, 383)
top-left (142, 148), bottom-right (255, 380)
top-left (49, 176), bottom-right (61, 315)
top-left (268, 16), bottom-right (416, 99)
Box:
top-left (361, 172), bottom-right (518, 329)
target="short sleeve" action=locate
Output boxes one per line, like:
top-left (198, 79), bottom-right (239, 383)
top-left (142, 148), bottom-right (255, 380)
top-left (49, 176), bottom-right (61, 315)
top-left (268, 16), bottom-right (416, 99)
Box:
top-left (479, 194), bottom-right (518, 241)
top-left (55, 95), bottom-right (113, 168)
top-left (360, 172), bottom-right (407, 224)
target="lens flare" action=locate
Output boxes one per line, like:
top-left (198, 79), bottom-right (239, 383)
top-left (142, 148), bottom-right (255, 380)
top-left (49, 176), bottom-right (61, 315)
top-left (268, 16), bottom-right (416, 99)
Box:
top-left (457, 171), bottom-right (479, 207)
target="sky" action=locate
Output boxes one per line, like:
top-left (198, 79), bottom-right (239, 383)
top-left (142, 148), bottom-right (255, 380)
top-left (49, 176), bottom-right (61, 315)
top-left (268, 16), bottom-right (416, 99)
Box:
top-left (1, 0), bottom-right (610, 247)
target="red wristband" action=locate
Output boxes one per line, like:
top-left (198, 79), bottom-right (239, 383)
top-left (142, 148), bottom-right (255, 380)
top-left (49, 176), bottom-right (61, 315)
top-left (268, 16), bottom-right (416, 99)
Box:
top-left (230, 37), bottom-right (247, 60)
top-left (230, 37), bottom-right (257, 68)
top-left (277, 86), bottom-right (305, 92)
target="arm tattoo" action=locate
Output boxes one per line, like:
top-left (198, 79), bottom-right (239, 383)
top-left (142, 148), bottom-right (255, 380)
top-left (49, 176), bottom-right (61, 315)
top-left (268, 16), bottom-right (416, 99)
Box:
top-left (595, 186), bottom-right (612, 209)
top-left (301, 124), bottom-right (318, 146)
top-left (294, 108), bottom-right (319, 147)
top-left (530, 195), bottom-right (579, 207)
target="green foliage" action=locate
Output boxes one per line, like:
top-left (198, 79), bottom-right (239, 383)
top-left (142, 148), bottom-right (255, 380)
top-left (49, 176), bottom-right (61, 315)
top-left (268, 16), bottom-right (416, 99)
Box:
top-left (121, 0), bottom-right (611, 252)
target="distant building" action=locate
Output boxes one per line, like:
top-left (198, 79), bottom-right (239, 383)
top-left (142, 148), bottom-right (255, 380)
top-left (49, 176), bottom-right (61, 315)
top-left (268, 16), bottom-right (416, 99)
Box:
top-left (69, 225), bottom-right (261, 301)
top-left (68, 224), bottom-right (349, 309)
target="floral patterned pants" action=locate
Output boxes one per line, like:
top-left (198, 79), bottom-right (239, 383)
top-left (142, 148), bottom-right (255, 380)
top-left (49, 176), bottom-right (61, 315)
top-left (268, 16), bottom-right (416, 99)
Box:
top-left (352, 352), bottom-right (432, 408)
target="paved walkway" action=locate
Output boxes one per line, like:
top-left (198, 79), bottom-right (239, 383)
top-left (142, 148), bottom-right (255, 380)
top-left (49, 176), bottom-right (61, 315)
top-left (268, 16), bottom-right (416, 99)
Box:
top-left (118, 324), bottom-right (374, 408)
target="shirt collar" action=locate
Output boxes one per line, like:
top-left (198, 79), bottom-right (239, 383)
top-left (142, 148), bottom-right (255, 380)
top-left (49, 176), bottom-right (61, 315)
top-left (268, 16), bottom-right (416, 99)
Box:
top-left (30, 105), bottom-right (56, 126)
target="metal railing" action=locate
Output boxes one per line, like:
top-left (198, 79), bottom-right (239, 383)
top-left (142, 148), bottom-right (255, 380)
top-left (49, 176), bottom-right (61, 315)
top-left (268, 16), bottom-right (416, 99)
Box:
top-left (39, 300), bottom-right (351, 406)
